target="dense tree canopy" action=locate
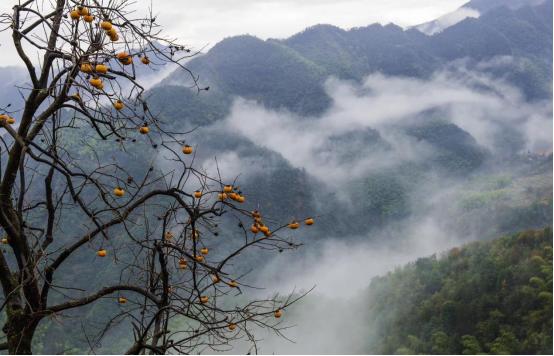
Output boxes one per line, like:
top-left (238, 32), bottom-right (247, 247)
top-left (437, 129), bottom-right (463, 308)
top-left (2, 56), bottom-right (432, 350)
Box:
top-left (365, 228), bottom-right (553, 354)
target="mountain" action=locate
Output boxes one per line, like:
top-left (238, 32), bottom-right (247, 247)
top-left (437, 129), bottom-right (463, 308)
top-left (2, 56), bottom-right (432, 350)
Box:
top-left (1, 1), bottom-right (550, 119)
top-left (0, 1), bottom-right (551, 353)
top-left (414, 0), bottom-right (547, 35)
top-left (160, 0), bottom-right (551, 123)
top-left (405, 121), bottom-right (488, 173)
top-left (150, 0), bottom-right (552, 239)
top-left (1, 0), bottom-right (546, 242)
top-left (430, 3), bottom-right (552, 61)
top-left (365, 228), bottom-right (553, 354)
top-left (283, 23), bottom-right (435, 80)
top-left (2, 1), bottom-right (550, 120)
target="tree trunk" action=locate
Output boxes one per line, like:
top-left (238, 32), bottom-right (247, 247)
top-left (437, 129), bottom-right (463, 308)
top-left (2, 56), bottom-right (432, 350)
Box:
top-left (3, 305), bottom-right (38, 354)
top-left (7, 331), bottom-right (33, 355)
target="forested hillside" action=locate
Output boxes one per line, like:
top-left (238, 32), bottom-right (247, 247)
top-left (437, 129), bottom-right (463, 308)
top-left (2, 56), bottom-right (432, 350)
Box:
top-left (365, 228), bottom-right (553, 354)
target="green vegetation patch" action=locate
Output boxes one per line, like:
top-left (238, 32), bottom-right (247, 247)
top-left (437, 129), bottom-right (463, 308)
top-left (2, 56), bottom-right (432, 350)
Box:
top-left (365, 228), bottom-right (553, 354)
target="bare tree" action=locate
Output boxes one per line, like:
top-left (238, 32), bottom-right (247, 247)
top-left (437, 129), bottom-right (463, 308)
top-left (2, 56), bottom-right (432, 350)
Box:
top-left (0, 1), bottom-right (313, 353)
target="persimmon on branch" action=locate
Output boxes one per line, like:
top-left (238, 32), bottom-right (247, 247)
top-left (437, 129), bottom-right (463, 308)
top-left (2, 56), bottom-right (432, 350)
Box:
top-left (0, 0), bottom-right (314, 354)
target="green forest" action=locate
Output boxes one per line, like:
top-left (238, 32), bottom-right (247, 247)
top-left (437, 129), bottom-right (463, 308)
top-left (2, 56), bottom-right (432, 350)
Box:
top-left (365, 228), bottom-right (553, 354)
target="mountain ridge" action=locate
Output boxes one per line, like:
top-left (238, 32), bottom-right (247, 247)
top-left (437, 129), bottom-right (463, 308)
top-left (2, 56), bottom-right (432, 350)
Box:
top-left (142, 0), bottom-right (553, 168)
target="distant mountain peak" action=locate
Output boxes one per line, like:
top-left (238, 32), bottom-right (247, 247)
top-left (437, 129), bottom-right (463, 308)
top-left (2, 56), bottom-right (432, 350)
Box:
top-left (299, 24), bottom-right (343, 33)
top-left (414, 0), bottom-right (547, 35)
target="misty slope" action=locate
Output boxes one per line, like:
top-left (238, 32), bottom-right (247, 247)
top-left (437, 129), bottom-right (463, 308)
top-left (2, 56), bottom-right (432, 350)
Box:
top-left (145, 0), bottom-right (553, 242)
top-left (365, 228), bottom-right (553, 354)
top-left (0, 0), bottom-right (545, 249)
top-left (141, 0), bottom-right (553, 239)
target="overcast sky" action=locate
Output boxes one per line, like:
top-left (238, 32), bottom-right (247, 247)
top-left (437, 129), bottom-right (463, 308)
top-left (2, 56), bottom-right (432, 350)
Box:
top-left (0, 0), bottom-right (469, 66)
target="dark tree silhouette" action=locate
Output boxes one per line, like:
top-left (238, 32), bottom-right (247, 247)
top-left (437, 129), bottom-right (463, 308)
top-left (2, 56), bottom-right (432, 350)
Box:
top-left (0, 1), bottom-right (312, 353)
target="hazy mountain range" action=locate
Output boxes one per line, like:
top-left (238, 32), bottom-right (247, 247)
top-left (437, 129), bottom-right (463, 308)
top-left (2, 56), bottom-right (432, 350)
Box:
top-left (1, 0), bottom-right (552, 353)
top-left (135, 0), bottom-right (552, 240)
top-left (156, 0), bottom-right (551, 118)
top-left (0, 0), bottom-right (551, 111)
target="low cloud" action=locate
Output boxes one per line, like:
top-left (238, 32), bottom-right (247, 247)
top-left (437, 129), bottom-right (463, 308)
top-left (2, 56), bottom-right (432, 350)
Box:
top-left (222, 65), bottom-right (551, 188)
top-left (235, 212), bottom-right (471, 354)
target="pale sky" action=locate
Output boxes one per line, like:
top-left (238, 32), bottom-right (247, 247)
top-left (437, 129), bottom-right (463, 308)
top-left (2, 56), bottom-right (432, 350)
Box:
top-left (0, 0), bottom-right (469, 66)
